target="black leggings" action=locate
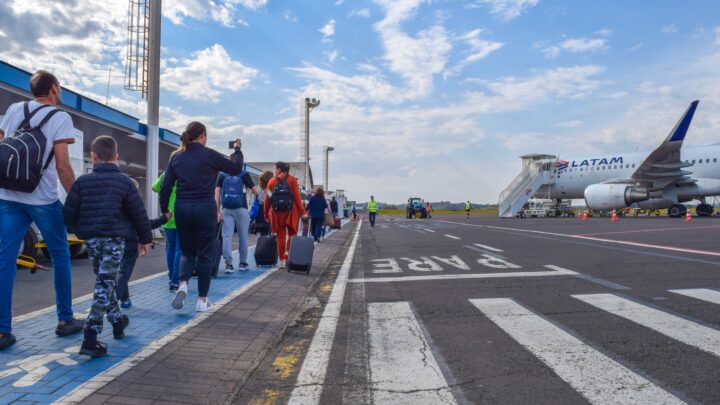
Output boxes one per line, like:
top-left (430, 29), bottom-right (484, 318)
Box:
top-left (175, 200), bottom-right (216, 297)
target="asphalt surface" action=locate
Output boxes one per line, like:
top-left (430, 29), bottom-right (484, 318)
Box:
top-left (237, 214), bottom-right (720, 404)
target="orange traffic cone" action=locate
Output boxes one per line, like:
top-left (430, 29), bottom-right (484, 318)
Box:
top-left (685, 211), bottom-right (692, 223)
top-left (611, 209), bottom-right (618, 222)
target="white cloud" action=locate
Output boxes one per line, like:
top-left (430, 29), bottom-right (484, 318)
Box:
top-left (349, 8), bottom-right (371, 18)
top-left (594, 28), bottom-right (612, 37)
top-left (162, 44), bottom-right (257, 102)
top-left (472, 0), bottom-right (539, 21)
top-left (335, 0), bottom-right (344, 5)
top-left (557, 120), bottom-right (584, 128)
top-left (283, 10), bottom-right (298, 22)
top-left (715, 27), bottom-right (720, 44)
top-left (324, 50), bottom-right (340, 63)
top-left (164, 0), bottom-right (267, 27)
top-left (373, 0), bottom-right (452, 100)
top-left (662, 23), bottom-right (677, 34)
top-left (235, 0), bottom-right (268, 10)
top-left (540, 36), bottom-right (608, 59)
top-left (319, 19), bottom-right (336, 43)
top-left (445, 29), bottom-right (504, 78)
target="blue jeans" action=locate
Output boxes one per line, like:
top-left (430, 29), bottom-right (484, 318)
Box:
top-left (164, 227), bottom-right (182, 286)
top-left (311, 218), bottom-right (324, 241)
top-left (0, 200), bottom-right (74, 333)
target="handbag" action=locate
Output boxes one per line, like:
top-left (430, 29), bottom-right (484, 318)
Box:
top-left (249, 197), bottom-right (260, 220)
top-left (323, 212), bottom-right (334, 227)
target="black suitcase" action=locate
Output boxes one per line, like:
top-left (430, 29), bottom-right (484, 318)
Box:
top-left (255, 235), bottom-right (278, 266)
top-left (211, 224), bottom-right (223, 277)
top-left (288, 236), bottom-right (314, 273)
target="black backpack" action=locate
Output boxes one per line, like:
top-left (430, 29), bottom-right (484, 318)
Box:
top-left (0, 103), bottom-right (60, 192)
top-left (271, 177), bottom-right (293, 212)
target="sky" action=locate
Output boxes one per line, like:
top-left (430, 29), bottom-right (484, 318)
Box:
top-left (1, 0), bottom-right (719, 203)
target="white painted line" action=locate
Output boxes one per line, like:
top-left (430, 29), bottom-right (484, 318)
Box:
top-left (348, 265), bottom-right (577, 283)
top-left (54, 265), bottom-right (279, 404)
top-left (424, 229), bottom-right (436, 233)
top-left (433, 219), bottom-right (720, 257)
top-left (368, 302), bottom-right (457, 405)
top-left (470, 298), bottom-right (684, 405)
top-left (473, 243), bottom-right (503, 252)
top-left (573, 293), bottom-right (720, 358)
top-left (288, 221), bottom-right (363, 405)
top-left (444, 234), bottom-right (461, 240)
top-left (669, 288), bottom-right (720, 305)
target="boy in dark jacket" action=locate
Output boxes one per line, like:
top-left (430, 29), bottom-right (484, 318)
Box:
top-left (116, 178), bottom-right (168, 309)
top-left (64, 136), bottom-right (152, 358)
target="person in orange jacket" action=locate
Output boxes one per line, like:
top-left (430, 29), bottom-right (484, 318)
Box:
top-left (263, 162), bottom-right (307, 266)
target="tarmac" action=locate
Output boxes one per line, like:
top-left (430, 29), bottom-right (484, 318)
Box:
top-left (3, 214), bottom-right (720, 404)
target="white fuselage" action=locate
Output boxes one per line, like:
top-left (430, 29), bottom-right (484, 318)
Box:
top-left (544, 145), bottom-right (720, 204)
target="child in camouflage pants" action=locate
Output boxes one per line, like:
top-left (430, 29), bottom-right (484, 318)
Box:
top-left (64, 136), bottom-right (153, 358)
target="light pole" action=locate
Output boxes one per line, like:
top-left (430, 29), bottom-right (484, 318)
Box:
top-left (304, 97), bottom-right (320, 193)
top-left (145, 0), bottom-right (161, 219)
top-left (323, 146), bottom-right (334, 192)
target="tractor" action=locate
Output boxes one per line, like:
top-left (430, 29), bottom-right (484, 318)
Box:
top-left (406, 197), bottom-right (428, 219)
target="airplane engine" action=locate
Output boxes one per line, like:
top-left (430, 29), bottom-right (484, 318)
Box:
top-left (584, 184), bottom-right (649, 210)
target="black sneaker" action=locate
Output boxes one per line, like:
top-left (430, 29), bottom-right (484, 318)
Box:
top-left (0, 332), bottom-right (16, 350)
top-left (224, 263), bottom-right (236, 274)
top-left (112, 315), bottom-right (130, 339)
top-left (239, 262), bottom-right (249, 270)
top-left (79, 339), bottom-right (108, 358)
top-left (56, 318), bottom-right (84, 337)
top-left (169, 284), bottom-right (179, 292)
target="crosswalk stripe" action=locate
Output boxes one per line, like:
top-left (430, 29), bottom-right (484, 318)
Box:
top-left (368, 302), bottom-right (457, 405)
top-left (473, 243), bottom-right (503, 252)
top-left (669, 288), bottom-right (720, 305)
top-left (573, 293), bottom-right (720, 358)
top-left (470, 298), bottom-right (684, 405)
top-left (444, 234), bottom-right (461, 240)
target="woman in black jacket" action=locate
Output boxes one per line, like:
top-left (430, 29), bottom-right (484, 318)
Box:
top-left (159, 122), bottom-right (244, 312)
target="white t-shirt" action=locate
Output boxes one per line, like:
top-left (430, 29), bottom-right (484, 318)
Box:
top-left (0, 100), bottom-right (76, 205)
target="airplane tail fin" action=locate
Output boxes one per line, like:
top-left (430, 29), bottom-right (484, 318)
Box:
top-left (666, 100), bottom-right (699, 143)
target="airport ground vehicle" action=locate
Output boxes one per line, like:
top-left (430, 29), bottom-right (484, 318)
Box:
top-left (18, 225), bottom-right (88, 270)
top-left (516, 199), bottom-right (573, 218)
top-left (406, 197), bottom-right (428, 219)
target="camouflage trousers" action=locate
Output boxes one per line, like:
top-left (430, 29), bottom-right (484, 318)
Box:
top-left (84, 237), bottom-right (125, 333)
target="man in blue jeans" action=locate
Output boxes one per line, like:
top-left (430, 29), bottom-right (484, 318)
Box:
top-left (0, 71), bottom-right (84, 350)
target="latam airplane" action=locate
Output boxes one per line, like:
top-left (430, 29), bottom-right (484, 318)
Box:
top-left (541, 100), bottom-right (720, 217)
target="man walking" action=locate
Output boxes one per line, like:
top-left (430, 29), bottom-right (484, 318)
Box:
top-left (368, 196), bottom-right (379, 228)
top-left (330, 196), bottom-right (339, 219)
top-left (216, 169), bottom-right (257, 272)
top-left (465, 200), bottom-right (472, 219)
top-left (0, 71), bottom-right (84, 350)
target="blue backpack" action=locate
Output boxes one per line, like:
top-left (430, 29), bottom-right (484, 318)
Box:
top-left (221, 174), bottom-right (245, 209)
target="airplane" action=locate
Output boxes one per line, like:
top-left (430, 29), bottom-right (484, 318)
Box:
top-left (540, 100), bottom-right (720, 217)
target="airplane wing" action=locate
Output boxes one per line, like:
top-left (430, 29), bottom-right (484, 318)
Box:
top-left (624, 100), bottom-right (699, 189)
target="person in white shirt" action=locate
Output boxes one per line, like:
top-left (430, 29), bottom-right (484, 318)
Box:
top-left (0, 70), bottom-right (84, 350)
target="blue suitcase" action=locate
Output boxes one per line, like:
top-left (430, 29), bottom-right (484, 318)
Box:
top-left (288, 236), bottom-right (314, 273)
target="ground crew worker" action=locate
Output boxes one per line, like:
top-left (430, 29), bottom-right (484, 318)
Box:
top-left (426, 202), bottom-right (433, 219)
top-left (368, 196), bottom-right (379, 228)
top-left (465, 200), bottom-right (472, 219)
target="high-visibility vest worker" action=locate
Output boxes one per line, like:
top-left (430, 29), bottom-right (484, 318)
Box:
top-left (368, 200), bottom-right (379, 213)
top-left (465, 201), bottom-right (471, 210)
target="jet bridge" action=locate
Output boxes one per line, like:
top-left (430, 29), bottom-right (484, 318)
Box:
top-left (498, 154), bottom-right (558, 218)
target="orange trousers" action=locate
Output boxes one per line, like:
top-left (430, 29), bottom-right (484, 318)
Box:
top-left (273, 211), bottom-right (296, 261)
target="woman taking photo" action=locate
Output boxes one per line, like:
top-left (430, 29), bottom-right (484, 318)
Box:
top-left (263, 162), bottom-right (307, 267)
top-left (159, 122), bottom-right (244, 312)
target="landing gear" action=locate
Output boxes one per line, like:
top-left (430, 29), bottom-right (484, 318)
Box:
top-left (696, 203), bottom-right (714, 217)
top-left (668, 204), bottom-right (687, 218)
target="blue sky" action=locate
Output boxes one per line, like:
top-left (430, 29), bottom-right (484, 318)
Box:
top-left (1, 0), bottom-right (719, 203)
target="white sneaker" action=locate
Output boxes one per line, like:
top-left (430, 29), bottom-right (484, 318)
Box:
top-left (196, 299), bottom-right (214, 312)
top-left (171, 284), bottom-right (188, 310)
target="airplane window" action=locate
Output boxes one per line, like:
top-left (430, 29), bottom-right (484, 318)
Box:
top-left (714, 158), bottom-right (718, 163)
top-left (692, 160), bottom-right (696, 163)
top-left (614, 165), bottom-right (617, 169)
top-left (707, 159), bottom-right (710, 163)
top-left (626, 164), bottom-right (629, 168)
top-left (632, 164), bottom-right (636, 168)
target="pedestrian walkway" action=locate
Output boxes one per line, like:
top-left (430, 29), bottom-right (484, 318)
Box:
top-left (0, 222), bottom-right (351, 404)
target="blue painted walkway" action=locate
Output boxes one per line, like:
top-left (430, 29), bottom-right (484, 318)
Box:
top-left (0, 248), bottom-right (272, 404)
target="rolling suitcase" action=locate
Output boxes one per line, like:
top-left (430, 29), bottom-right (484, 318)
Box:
top-left (333, 218), bottom-right (341, 229)
top-left (254, 234), bottom-right (278, 266)
top-left (287, 236), bottom-right (314, 273)
top-left (210, 223), bottom-right (223, 278)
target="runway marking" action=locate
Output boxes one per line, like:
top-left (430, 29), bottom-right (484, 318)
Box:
top-left (444, 234), bottom-right (461, 240)
top-left (569, 272), bottom-right (631, 290)
top-left (669, 288), bottom-right (720, 305)
top-left (578, 224), bottom-right (720, 237)
top-left (348, 265), bottom-right (577, 283)
top-left (424, 229), bottom-right (436, 233)
top-left (288, 221), bottom-right (362, 405)
top-left (573, 293), bottom-right (720, 358)
top-left (473, 243), bottom-right (503, 252)
top-left (470, 298), bottom-right (684, 405)
top-left (434, 220), bottom-right (720, 257)
top-left (368, 302), bottom-right (457, 405)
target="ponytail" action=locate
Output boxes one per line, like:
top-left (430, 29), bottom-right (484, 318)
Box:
top-left (171, 121), bottom-right (206, 157)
